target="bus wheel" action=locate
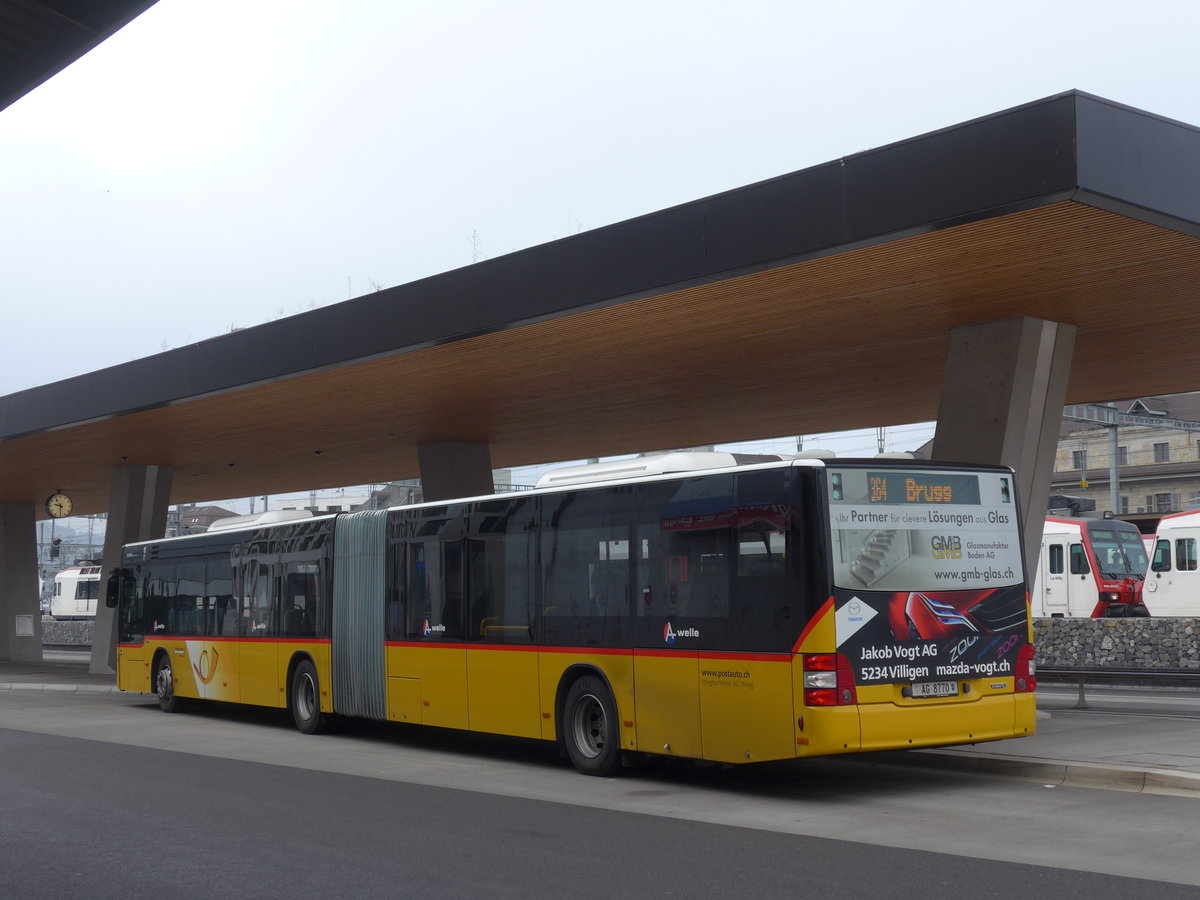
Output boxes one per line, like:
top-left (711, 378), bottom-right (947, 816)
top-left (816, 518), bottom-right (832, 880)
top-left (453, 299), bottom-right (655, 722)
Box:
top-left (154, 654), bottom-right (182, 714)
top-left (563, 675), bottom-right (620, 777)
top-left (290, 659), bottom-right (326, 735)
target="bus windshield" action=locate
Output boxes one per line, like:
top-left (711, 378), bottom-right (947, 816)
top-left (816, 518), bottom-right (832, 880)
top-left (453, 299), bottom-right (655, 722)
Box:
top-left (1089, 527), bottom-right (1149, 579)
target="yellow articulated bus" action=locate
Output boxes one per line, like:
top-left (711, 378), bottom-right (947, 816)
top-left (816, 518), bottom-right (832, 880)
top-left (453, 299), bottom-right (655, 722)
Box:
top-left (109, 455), bottom-right (1036, 776)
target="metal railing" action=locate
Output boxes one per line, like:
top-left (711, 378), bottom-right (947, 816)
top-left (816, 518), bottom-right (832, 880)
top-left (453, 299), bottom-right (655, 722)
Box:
top-left (1038, 665), bottom-right (1200, 709)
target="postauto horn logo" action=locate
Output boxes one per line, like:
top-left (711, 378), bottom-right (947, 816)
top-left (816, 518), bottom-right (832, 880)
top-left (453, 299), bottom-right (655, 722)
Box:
top-left (663, 622), bottom-right (700, 644)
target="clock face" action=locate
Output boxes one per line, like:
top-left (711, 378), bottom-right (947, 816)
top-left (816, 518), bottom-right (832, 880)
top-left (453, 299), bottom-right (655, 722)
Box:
top-left (45, 492), bottom-right (73, 518)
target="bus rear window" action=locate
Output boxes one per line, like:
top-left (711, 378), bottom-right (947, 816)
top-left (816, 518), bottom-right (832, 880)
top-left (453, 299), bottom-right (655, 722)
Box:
top-left (828, 468), bottom-right (1022, 592)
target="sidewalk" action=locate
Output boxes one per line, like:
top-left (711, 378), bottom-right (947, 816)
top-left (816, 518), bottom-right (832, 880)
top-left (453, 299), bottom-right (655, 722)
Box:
top-left (2, 657), bottom-right (1199, 796)
top-left (870, 704), bottom-right (1200, 797)
top-left (0, 654), bottom-right (120, 694)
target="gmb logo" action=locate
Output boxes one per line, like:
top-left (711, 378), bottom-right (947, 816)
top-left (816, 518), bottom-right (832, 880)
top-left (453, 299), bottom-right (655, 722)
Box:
top-left (930, 535), bottom-right (963, 559)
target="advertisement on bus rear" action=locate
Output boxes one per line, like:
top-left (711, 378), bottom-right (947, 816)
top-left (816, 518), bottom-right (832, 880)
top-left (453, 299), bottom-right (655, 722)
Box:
top-left (827, 467), bottom-right (1028, 685)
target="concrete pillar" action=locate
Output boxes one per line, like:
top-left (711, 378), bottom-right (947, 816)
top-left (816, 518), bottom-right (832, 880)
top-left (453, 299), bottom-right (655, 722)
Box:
top-left (0, 503), bottom-right (42, 662)
top-left (91, 465), bottom-right (173, 675)
top-left (931, 316), bottom-right (1076, 575)
top-left (416, 441), bottom-right (494, 502)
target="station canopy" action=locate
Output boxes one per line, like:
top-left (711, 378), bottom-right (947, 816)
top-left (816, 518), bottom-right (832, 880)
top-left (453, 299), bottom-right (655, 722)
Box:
top-left (4, 90), bottom-right (1200, 515)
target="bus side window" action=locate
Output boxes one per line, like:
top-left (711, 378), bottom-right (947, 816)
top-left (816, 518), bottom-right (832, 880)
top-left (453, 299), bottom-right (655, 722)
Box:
top-left (1048, 544), bottom-right (1064, 574)
top-left (465, 497), bottom-right (535, 645)
top-left (240, 562), bottom-right (275, 636)
top-left (1069, 544), bottom-right (1090, 575)
top-left (1152, 540), bottom-right (1172, 572)
top-left (1176, 538), bottom-right (1198, 572)
top-left (400, 538), bottom-right (466, 640)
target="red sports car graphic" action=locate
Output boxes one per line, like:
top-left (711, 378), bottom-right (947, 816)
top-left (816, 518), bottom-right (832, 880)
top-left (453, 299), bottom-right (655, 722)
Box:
top-left (887, 586), bottom-right (1027, 641)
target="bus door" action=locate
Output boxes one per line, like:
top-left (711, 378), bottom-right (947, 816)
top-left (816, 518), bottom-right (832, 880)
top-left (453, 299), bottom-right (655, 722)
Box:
top-left (391, 538), bottom-right (468, 730)
top-left (465, 530), bottom-right (540, 738)
top-left (696, 472), bottom-right (798, 764)
top-left (632, 477), bottom-right (737, 762)
top-left (538, 486), bottom-right (636, 749)
top-left (1040, 539), bottom-right (1068, 615)
top-left (238, 559), bottom-right (281, 707)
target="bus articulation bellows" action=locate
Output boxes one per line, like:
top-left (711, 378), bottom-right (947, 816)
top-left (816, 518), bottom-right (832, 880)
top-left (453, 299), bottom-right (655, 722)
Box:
top-left (109, 456), bottom-right (1036, 775)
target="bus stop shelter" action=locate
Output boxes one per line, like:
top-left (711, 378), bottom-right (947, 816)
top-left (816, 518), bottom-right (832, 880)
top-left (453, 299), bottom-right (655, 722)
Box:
top-left (3, 11), bottom-right (1200, 671)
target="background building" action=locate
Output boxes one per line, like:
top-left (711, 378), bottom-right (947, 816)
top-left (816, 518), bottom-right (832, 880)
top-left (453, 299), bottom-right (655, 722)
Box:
top-left (1050, 394), bottom-right (1200, 519)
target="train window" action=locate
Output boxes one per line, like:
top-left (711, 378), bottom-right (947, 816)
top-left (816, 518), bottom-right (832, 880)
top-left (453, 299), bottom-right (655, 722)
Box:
top-left (1069, 544), bottom-right (1090, 575)
top-left (1048, 544), bottom-right (1064, 575)
top-left (1151, 540), bottom-right (1172, 573)
top-left (1176, 538), bottom-right (1198, 572)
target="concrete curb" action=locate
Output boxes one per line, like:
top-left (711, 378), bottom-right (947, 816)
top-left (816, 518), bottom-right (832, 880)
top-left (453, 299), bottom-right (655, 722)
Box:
top-left (867, 748), bottom-right (1200, 798)
top-left (0, 682), bottom-right (122, 695)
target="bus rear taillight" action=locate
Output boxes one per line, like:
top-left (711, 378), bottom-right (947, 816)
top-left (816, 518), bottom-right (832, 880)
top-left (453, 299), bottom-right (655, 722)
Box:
top-left (802, 653), bottom-right (858, 706)
top-left (1015, 644), bottom-right (1037, 693)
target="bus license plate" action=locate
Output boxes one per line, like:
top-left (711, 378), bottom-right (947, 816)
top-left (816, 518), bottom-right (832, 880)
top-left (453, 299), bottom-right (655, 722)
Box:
top-left (912, 680), bottom-right (958, 699)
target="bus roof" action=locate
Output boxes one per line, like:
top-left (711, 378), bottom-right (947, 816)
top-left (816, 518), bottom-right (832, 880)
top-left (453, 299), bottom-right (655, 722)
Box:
top-left (205, 509), bottom-right (317, 532)
top-left (535, 452), bottom-right (757, 488)
top-left (124, 456), bottom-right (1003, 550)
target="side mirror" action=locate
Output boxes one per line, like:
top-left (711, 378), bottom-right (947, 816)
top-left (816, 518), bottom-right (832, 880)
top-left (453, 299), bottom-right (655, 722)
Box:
top-left (105, 568), bottom-right (128, 608)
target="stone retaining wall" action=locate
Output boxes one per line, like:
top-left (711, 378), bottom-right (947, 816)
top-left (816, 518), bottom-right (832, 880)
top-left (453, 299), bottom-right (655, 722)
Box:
top-left (1034, 617), bottom-right (1200, 669)
top-left (41, 618), bottom-right (94, 646)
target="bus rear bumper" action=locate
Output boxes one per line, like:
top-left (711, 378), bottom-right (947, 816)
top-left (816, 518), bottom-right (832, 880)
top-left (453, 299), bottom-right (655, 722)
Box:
top-left (857, 691), bottom-right (1036, 752)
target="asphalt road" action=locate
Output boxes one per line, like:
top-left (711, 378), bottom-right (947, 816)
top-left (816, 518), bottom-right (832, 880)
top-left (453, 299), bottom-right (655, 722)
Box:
top-left (2, 690), bottom-right (1198, 898)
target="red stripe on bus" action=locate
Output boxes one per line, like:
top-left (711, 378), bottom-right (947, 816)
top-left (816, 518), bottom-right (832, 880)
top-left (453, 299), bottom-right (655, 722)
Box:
top-left (793, 596), bottom-right (834, 653)
top-left (124, 636), bottom-right (331, 645)
top-left (632, 648), bottom-right (698, 659)
top-left (385, 642), bottom-right (778, 659)
top-left (538, 645), bottom-right (632, 656)
top-left (382, 642), bottom-right (634, 657)
top-left (124, 637), bottom-right (792, 660)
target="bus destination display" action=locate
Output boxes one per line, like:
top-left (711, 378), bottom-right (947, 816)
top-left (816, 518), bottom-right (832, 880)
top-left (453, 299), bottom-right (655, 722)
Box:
top-left (867, 472), bottom-right (981, 505)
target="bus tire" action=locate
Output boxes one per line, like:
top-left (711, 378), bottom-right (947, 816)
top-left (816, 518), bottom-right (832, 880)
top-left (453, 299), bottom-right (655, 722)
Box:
top-left (154, 653), bottom-right (183, 714)
top-left (290, 658), bottom-right (326, 735)
top-left (562, 674), bottom-right (620, 777)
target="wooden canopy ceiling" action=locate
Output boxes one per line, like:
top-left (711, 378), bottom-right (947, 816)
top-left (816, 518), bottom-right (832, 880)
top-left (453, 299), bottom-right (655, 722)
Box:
top-left (5, 92), bottom-right (1200, 516)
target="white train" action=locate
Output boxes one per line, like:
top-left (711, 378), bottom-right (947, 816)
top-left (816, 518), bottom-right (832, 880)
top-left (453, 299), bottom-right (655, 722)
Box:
top-left (1031, 516), bottom-right (1149, 617)
top-left (1144, 510), bottom-right (1200, 615)
top-left (49, 564), bottom-right (102, 619)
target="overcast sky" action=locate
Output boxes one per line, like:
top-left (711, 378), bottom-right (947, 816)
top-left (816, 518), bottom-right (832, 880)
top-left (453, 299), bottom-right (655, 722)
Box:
top-left (4, 0), bottom-right (1199, 471)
